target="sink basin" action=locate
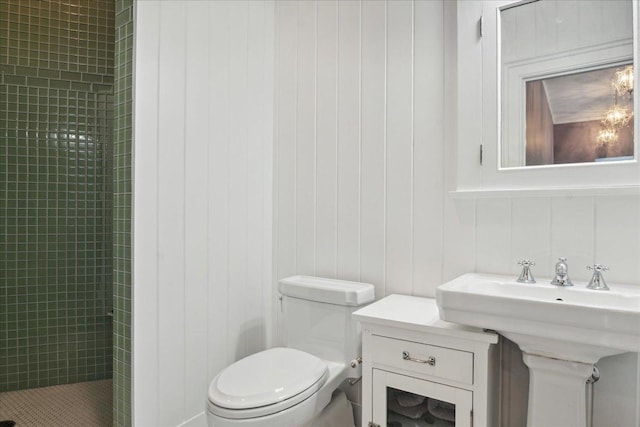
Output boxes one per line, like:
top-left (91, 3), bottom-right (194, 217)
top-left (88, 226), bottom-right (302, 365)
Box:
top-left (436, 273), bottom-right (640, 361)
top-left (436, 273), bottom-right (640, 427)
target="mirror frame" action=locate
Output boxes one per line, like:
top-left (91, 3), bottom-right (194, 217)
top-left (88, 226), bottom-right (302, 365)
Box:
top-left (454, 0), bottom-right (640, 194)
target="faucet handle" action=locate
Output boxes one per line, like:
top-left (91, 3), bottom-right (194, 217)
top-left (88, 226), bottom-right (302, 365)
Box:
top-left (587, 264), bottom-right (609, 273)
top-left (587, 264), bottom-right (610, 290)
top-left (517, 259), bottom-right (536, 283)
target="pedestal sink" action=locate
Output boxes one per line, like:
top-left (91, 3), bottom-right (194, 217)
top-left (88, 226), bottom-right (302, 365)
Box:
top-left (436, 273), bottom-right (640, 427)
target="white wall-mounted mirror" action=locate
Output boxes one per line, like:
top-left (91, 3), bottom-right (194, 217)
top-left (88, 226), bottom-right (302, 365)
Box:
top-left (500, 0), bottom-right (636, 169)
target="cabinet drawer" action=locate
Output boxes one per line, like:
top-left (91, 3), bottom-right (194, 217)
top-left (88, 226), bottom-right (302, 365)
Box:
top-left (370, 335), bottom-right (473, 385)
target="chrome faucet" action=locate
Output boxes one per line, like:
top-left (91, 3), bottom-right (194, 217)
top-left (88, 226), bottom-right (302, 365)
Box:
top-left (551, 257), bottom-right (574, 287)
top-left (587, 264), bottom-right (610, 291)
top-left (516, 259), bottom-right (536, 283)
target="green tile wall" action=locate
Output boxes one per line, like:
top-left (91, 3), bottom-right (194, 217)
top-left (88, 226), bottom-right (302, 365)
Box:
top-left (113, 1), bottom-right (133, 426)
top-left (0, 0), bottom-right (114, 393)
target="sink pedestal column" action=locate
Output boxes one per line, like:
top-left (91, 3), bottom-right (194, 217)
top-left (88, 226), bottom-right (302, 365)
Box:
top-left (522, 353), bottom-right (593, 427)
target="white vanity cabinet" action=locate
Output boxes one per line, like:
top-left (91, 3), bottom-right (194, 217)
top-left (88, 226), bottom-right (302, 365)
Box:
top-left (353, 295), bottom-right (498, 427)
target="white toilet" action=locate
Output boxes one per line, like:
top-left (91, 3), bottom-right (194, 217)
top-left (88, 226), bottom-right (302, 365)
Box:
top-left (206, 275), bottom-right (375, 427)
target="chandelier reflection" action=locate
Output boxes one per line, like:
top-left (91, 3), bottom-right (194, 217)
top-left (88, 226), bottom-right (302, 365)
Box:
top-left (612, 65), bottom-right (634, 98)
top-left (596, 128), bottom-right (618, 145)
top-left (601, 101), bottom-right (633, 129)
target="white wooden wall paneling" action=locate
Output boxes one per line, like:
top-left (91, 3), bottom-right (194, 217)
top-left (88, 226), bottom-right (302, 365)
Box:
top-left (555, 0), bottom-right (579, 53)
top-left (135, 1), bottom-right (274, 424)
top-left (336, 0), bottom-right (361, 282)
top-left (315, 1), bottom-right (339, 280)
top-left (227, 0), bottom-right (249, 363)
top-left (549, 197), bottom-right (595, 282)
top-left (595, 196), bottom-right (640, 283)
top-left (296, 1), bottom-right (317, 277)
top-left (207, 0), bottom-right (230, 383)
top-left (413, 0), bottom-right (444, 296)
top-left (133, 1), bottom-right (160, 425)
top-left (262, 3), bottom-right (275, 349)
top-left (360, 0), bottom-right (386, 298)
top-left (276, 1), bottom-right (298, 288)
top-left (276, 0), bottom-right (447, 299)
top-left (385, 1), bottom-right (413, 296)
top-left (475, 198), bottom-right (511, 274)
top-left (184, 1), bottom-right (209, 418)
top-left (501, 0), bottom-right (632, 64)
top-left (509, 198), bottom-right (550, 279)
top-left (157, 2), bottom-right (187, 425)
top-left (246, 0), bottom-right (268, 356)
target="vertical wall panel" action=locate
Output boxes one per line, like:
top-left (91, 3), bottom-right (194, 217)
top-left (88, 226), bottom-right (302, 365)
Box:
top-left (246, 0), bottom-right (269, 356)
top-left (442, 199), bottom-right (477, 282)
top-left (133, 1), bottom-right (161, 425)
top-left (275, 0), bottom-right (446, 299)
top-left (442, 0), bottom-right (478, 284)
top-left (276, 1), bottom-right (299, 287)
top-left (555, 1), bottom-right (579, 52)
top-left (550, 196), bottom-right (594, 281)
top-left (134, 1), bottom-right (274, 425)
top-left (336, 1), bottom-right (361, 281)
top-left (207, 0), bottom-right (230, 381)
top-left (578, 1), bottom-right (604, 47)
top-left (475, 198), bottom-right (511, 274)
top-left (385, 1), bottom-right (414, 295)
top-left (156, 2), bottom-right (187, 424)
top-left (262, 2), bottom-right (276, 348)
top-left (360, 0), bottom-right (387, 298)
top-left (533, 1), bottom-right (557, 57)
top-left (594, 195), bottom-right (640, 284)
top-left (412, 0), bottom-right (444, 296)
top-left (510, 198), bottom-right (550, 278)
top-left (593, 352), bottom-right (640, 427)
top-left (184, 1), bottom-right (210, 417)
top-left (227, 0), bottom-right (250, 363)
top-left (315, 1), bottom-right (339, 279)
top-left (296, 1), bottom-right (317, 276)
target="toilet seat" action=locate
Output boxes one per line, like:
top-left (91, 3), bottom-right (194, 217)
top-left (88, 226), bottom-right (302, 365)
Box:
top-left (208, 347), bottom-right (329, 420)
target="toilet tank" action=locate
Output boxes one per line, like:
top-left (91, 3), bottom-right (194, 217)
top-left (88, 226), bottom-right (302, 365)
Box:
top-left (278, 276), bottom-right (375, 371)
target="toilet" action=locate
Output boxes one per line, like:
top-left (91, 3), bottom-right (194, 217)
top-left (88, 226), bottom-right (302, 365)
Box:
top-left (206, 275), bottom-right (375, 427)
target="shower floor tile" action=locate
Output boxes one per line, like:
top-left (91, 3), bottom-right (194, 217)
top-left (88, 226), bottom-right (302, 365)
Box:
top-left (0, 379), bottom-right (112, 427)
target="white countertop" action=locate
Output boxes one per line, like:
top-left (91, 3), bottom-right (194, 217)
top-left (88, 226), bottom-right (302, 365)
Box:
top-left (353, 294), bottom-right (498, 344)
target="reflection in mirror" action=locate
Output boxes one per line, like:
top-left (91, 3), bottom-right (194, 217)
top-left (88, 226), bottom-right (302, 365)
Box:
top-left (500, 0), bottom-right (635, 168)
top-left (525, 65), bottom-right (634, 166)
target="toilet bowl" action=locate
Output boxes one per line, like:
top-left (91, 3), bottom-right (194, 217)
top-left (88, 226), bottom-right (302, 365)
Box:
top-left (206, 276), bottom-right (375, 427)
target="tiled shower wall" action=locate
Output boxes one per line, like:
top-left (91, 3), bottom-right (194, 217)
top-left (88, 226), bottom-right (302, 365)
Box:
top-left (113, 0), bottom-right (133, 425)
top-left (0, 0), bottom-right (114, 392)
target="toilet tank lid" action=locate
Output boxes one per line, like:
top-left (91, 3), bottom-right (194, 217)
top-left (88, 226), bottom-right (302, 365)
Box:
top-left (278, 275), bottom-right (375, 306)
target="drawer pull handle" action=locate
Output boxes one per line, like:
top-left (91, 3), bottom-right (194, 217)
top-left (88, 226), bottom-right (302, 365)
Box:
top-left (402, 351), bottom-right (436, 366)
